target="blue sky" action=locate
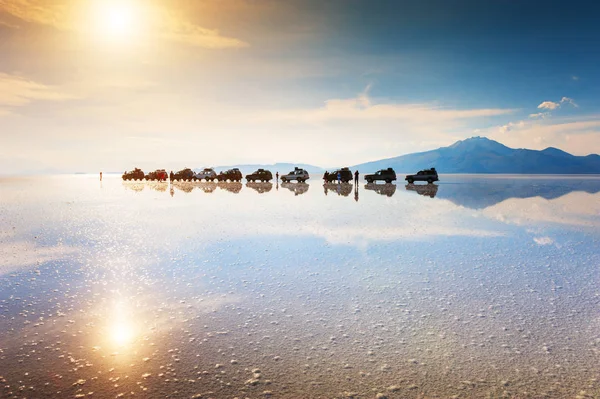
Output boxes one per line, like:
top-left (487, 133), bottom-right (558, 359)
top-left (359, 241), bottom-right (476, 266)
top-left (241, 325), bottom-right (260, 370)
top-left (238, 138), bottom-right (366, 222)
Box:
top-left (0, 0), bottom-right (599, 173)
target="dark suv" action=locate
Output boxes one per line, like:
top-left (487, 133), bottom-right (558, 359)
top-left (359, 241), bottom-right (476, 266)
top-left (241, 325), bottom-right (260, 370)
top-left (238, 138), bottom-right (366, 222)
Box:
top-left (405, 168), bottom-right (439, 184)
top-left (365, 168), bottom-right (396, 183)
top-left (173, 168), bottom-right (195, 181)
top-left (246, 169), bottom-right (273, 182)
top-left (122, 168), bottom-right (145, 181)
top-left (217, 168), bottom-right (243, 182)
top-left (323, 167), bottom-right (353, 183)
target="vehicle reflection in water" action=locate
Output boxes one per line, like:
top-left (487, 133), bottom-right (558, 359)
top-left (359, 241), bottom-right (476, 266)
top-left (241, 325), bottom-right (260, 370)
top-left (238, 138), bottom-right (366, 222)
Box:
top-left (196, 182), bottom-right (218, 193)
top-left (121, 181), bottom-right (145, 192)
top-left (218, 182), bottom-right (242, 194)
top-left (147, 181), bottom-right (169, 192)
top-left (172, 181), bottom-right (195, 193)
top-left (281, 182), bottom-right (310, 196)
top-left (323, 182), bottom-right (353, 197)
top-left (246, 182), bottom-right (273, 194)
top-left (405, 183), bottom-right (438, 198)
top-left (364, 182), bottom-right (396, 197)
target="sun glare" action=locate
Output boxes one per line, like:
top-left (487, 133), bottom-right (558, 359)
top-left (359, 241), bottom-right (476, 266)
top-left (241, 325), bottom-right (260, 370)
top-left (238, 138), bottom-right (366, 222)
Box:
top-left (89, 0), bottom-right (143, 42)
top-left (110, 321), bottom-right (135, 346)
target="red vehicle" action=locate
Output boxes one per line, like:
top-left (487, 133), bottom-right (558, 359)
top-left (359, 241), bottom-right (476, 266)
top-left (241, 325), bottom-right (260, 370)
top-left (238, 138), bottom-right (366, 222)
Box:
top-left (145, 169), bottom-right (168, 181)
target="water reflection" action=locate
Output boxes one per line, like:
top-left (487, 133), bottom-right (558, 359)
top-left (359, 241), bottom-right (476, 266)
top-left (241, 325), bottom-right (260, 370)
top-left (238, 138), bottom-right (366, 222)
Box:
top-left (365, 182), bottom-right (397, 197)
top-left (172, 181), bottom-right (195, 193)
top-left (437, 176), bottom-right (600, 209)
top-left (281, 181), bottom-right (310, 195)
top-left (246, 182), bottom-right (273, 194)
top-left (122, 181), bottom-right (145, 192)
top-left (197, 181), bottom-right (218, 193)
top-left (405, 183), bottom-right (438, 198)
top-left (147, 181), bottom-right (169, 192)
top-left (218, 181), bottom-right (242, 193)
top-left (323, 182), bottom-right (353, 196)
top-left (2, 175), bottom-right (600, 398)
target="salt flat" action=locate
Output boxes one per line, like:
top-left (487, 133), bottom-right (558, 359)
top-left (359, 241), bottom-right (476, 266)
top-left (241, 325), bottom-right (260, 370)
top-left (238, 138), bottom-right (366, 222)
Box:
top-left (0, 175), bottom-right (599, 398)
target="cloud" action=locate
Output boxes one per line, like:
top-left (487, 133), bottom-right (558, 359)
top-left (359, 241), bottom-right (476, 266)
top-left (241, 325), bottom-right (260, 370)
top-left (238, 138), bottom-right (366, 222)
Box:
top-left (498, 120), bottom-right (525, 133)
top-left (0, 0), bottom-right (248, 49)
top-left (264, 91), bottom-right (516, 123)
top-left (529, 112), bottom-right (547, 119)
top-left (538, 101), bottom-right (560, 110)
top-left (560, 96), bottom-right (578, 107)
top-left (0, 72), bottom-right (75, 107)
top-left (572, 75), bottom-right (579, 81)
top-left (161, 18), bottom-right (248, 48)
top-left (537, 97), bottom-right (578, 112)
top-left (488, 117), bottom-right (600, 155)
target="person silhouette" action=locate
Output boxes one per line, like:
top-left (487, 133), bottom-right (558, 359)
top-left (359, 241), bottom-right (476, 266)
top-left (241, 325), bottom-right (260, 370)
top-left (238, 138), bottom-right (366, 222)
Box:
top-left (100, 171), bottom-right (103, 181)
top-left (354, 170), bottom-right (359, 184)
top-left (337, 172), bottom-right (341, 184)
top-left (276, 172), bottom-right (279, 182)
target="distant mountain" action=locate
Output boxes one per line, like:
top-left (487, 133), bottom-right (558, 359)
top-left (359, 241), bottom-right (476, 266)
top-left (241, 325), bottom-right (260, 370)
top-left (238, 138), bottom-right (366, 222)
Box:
top-left (353, 137), bottom-right (600, 174)
top-left (197, 163), bottom-right (324, 176)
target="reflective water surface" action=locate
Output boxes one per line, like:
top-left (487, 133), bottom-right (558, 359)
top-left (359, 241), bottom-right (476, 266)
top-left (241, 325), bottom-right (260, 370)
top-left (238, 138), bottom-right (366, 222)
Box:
top-left (1, 175), bottom-right (599, 398)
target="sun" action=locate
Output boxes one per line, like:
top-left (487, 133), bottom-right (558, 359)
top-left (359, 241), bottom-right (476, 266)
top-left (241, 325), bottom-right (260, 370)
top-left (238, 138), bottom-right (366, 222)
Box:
top-left (89, 0), bottom-right (142, 42)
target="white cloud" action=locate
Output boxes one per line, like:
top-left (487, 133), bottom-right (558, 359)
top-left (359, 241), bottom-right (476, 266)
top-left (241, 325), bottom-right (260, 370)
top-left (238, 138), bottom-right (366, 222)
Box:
top-left (529, 112), bottom-right (547, 119)
top-left (560, 96), bottom-right (578, 107)
top-left (538, 101), bottom-right (560, 110)
top-left (572, 75), bottom-right (579, 81)
top-left (0, 72), bottom-right (75, 108)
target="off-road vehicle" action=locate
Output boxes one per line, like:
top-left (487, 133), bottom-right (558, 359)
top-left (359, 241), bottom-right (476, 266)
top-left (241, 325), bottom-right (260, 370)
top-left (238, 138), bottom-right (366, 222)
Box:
top-left (365, 168), bottom-right (396, 183)
top-left (323, 167), bottom-right (352, 183)
top-left (194, 168), bottom-right (217, 182)
top-left (145, 169), bottom-right (168, 181)
top-left (122, 168), bottom-right (145, 181)
top-left (281, 167), bottom-right (309, 183)
top-left (217, 168), bottom-right (242, 182)
top-left (173, 168), bottom-right (195, 181)
top-left (365, 182), bottom-right (396, 197)
top-left (405, 168), bottom-right (439, 184)
top-left (246, 169), bottom-right (273, 182)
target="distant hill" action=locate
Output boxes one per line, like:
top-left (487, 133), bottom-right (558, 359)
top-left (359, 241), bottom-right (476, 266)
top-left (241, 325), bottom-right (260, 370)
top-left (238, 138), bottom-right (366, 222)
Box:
top-left (353, 137), bottom-right (600, 174)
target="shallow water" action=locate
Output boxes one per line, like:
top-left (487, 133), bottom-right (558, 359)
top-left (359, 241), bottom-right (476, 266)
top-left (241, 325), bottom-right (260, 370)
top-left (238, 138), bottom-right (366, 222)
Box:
top-left (0, 175), bottom-right (599, 398)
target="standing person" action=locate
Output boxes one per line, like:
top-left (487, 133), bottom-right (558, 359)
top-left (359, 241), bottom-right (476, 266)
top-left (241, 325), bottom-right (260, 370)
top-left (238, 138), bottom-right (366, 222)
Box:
top-left (100, 171), bottom-right (102, 181)
top-left (170, 170), bottom-right (174, 181)
top-left (354, 170), bottom-right (359, 185)
top-left (337, 171), bottom-right (341, 184)
top-left (276, 171), bottom-right (279, 182)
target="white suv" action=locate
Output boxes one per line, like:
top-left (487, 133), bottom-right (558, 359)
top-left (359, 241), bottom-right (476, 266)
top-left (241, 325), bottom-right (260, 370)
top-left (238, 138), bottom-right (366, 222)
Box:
top-left (281, 168), bottom-right (310, 183)
top-left (194, 168), bottom-right (217, 182)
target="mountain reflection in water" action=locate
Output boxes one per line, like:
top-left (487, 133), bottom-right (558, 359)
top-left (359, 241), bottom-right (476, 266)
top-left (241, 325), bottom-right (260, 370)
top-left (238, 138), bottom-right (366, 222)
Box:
top-left (0, 175), bottom-right (599, 398)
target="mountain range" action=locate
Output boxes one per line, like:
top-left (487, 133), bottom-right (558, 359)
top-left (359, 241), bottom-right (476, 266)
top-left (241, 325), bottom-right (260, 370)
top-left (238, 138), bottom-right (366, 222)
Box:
top-left (203, 137), bottom-right (600, 175)
top-left (351, 136), bottom-right (600, 174)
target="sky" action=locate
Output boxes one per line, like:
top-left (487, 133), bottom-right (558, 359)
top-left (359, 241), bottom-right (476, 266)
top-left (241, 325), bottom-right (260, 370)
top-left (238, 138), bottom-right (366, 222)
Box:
top-left (1, 0), bottom-right (600, 174)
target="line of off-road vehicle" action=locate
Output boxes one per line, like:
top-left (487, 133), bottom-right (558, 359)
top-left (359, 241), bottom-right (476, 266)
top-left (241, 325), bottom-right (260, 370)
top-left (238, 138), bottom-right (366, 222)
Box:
top-left (122, 167), bottom-right (440, 184)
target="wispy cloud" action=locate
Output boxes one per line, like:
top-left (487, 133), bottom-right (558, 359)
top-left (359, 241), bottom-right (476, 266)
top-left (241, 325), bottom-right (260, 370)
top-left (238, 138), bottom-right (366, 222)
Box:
top-left (538, 101), bottom-right (560, 110)
top-left (265, 91), bottom-right (516, 123)
top-left (560, 96), bottom-right (578, 107)
top-left (0, 0), bottom-right (248, 49)
top-left (0, 72), bottom-right (75, 108)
